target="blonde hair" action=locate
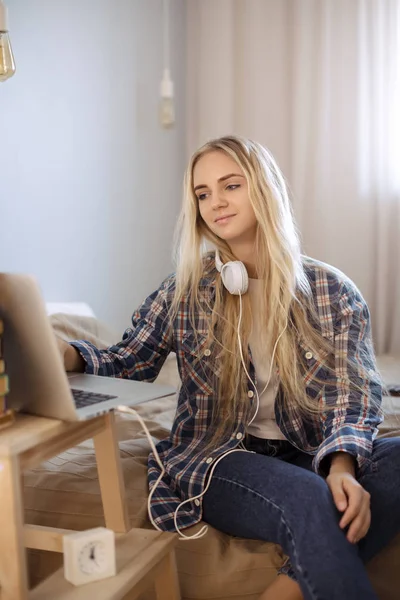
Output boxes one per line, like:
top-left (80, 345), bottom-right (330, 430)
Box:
top-left (170, 135), bottom-right (382, 449)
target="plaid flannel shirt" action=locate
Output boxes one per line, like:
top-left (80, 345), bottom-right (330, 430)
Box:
top-left (71, 255), bottom-right (383, 533)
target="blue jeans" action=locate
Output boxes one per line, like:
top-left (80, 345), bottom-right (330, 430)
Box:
top-left (202, 435), bottom-right (400, 600)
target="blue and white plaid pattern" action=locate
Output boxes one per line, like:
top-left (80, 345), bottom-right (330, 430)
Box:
top-left (71, 255), bottom-right (383, 533)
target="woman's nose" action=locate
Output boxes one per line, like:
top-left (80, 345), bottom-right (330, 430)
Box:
top-left (211, 190), bottom-right (228, 210)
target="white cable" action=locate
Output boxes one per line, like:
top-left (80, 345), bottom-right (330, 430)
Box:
top-left (163, 0), bottom-right (170, 71)
top-left (117, 404), bottom-right (246, 540)
top-left (237, 292), bottom-right (287, 428)
top-left (172, 447), bottom-right (247, 539)
top-left (237, 292), bottom-right (259, 427)
top-left (116, 405), bottom-right (167, 533)
top-left (172, 295), bottom-right (289, 532)
top-left (116, 297), bottom-right (288, 540)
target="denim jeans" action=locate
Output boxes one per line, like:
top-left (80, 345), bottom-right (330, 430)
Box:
top-left (202, 434), bottom-right (400, 600)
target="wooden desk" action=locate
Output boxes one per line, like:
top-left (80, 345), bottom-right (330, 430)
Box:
top-left (0, 412), bottom-right (179, 600)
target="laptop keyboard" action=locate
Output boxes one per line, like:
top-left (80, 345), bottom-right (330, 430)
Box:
top-left (71, 388), bottom-right (118, 408)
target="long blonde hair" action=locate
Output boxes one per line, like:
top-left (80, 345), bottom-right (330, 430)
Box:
top-left (170, 135), bottom-right (381, 449)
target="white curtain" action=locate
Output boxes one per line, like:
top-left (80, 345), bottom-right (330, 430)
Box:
top-left (186, 0), bottom-right (400, 355)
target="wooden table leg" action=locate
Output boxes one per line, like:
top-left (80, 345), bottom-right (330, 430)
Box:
top-left (93, 412), bottom-right (130, 533)
top-left (154, 552), bottom-right (181, 600)
top-left (0, 455), bottom-right (28, 600)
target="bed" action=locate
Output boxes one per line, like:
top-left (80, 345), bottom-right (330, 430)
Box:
top-left (24, 313), bottom-right (400, 599)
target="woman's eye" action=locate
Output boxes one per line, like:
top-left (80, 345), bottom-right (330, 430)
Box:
top-left (226, 184), bottom-right (240, 191)
top-left (197, 192), bottom-right (208, 201)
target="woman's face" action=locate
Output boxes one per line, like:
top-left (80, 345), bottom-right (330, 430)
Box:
top-left (193, 150), bottom-right (258, 246)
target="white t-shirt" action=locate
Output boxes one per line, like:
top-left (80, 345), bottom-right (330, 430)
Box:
top-left (246, 278), bottom-right (286, 440)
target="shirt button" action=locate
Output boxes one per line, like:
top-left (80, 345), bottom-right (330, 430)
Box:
top-left (248, 390), bottom-right (254, 398)
top-left (194, 499), bottom-right (200, 506)
top-left (236, 432), bottom-right (243, 440)
top-left (305, 351), bottom-right (313, 360)
top-left (205, 457), bottom-right (213, 464)
top-left (204, 349), bottom-right (211, 357)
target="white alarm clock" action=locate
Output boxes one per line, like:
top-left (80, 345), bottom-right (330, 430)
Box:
top-left (63, 527), bottom-right (116, 586)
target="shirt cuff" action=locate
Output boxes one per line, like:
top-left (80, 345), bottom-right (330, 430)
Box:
top-left (69, 340), bottom-right (103, 375)
top-left (312, 424), bottom-right (374, 477)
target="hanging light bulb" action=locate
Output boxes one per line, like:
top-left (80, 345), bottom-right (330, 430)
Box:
top-left (159, 0), bottom-right (175, 128)
top-left (0, 0), bottom-right (16, 83)
top-left (160, 67), bottom-right (175, 128)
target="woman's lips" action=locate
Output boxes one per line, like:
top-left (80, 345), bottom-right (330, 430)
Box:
top-left (215, 214), bottom-right (235, 225)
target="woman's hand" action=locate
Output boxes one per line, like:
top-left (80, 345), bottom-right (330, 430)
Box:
top-left (326, 453), bottom-right (371, 544)
top-left (55, 335), bottom-right (85, 372)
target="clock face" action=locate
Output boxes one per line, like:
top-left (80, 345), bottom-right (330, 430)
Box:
top-left (78, 540), bottom-right (108, 575)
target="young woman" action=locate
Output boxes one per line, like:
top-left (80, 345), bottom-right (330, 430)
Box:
top-left (58, 136), bottom-right (400, 600)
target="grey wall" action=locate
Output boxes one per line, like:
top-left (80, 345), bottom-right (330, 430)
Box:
top-left (0, 0), bottom-right (186, 333)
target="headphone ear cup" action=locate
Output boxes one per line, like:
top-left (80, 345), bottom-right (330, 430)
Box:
top-left (220, 261), bottom-right (249, 295)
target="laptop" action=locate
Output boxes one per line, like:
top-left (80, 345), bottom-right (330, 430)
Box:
top-left (0, 273), bottom-right (176, 421)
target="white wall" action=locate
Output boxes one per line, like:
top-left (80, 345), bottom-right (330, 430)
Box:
top-left (0, 0), bottom-right (186, 333)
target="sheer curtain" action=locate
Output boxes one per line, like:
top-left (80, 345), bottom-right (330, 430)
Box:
top-left (186, 0), bottom-right (400, 354)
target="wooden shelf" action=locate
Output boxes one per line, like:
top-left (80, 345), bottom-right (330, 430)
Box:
top-left (0, 413), bottom-right (105, 465)
top-left (0, 412), bottom-right (180, 600)
top-left (29, 528), bottom-right (178, 600)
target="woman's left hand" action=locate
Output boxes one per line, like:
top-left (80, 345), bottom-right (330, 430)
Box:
top-left (326, 470), bottom-right (371, 544)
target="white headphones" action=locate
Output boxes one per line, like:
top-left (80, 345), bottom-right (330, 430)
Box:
top-left (215, 249), bottom-right (249, 295)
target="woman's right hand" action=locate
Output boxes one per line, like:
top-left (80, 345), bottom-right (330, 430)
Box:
top-left (55, 336), bottom-right (85, 372)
